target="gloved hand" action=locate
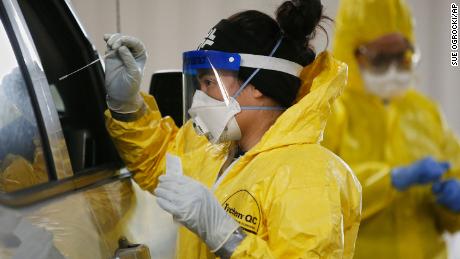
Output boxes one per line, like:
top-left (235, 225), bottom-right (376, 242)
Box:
top-left (103, 33), bottom-right (147, 113)
top-left (432, 179), bottom-right (460, 213)
top-left (391, 157), bottom-right (450, 191)
top-left (154, 174), bottom-right (240, 252)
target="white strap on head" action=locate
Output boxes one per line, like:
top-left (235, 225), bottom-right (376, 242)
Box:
top-left (239, 54), bottom-right (303, 78)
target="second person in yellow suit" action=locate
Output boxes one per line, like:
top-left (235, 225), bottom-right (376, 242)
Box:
top-left (104, 0), bottom-right (362, 258)
top-left (323, 0), bottom-right (460, 258)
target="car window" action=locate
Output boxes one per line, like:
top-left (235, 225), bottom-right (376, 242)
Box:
top-left (0, 17), bottom-right (49, 193)
top-left (17, 0), bottom-right (122, 173)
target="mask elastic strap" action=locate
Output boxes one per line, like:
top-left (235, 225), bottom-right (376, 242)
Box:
top-left (233, 37), bottom-right (283, 99)
top-left (240, 106), bottom-right (286, 111)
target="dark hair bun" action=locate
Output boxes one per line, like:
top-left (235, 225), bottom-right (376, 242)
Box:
top-left (276, 0), bottom-right (323, 44)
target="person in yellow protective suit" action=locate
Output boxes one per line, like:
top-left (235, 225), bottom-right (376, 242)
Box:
top-left (323, 0), bottom-right (460, 258)
top-left (104, 0), bottom-right (362, 258)
top-left (0, 67), bottom-right (48, 192)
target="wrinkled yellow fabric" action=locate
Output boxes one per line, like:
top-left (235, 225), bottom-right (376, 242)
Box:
top-left (106, 52), bottom-right (362, 258)
top-left (323, 0), bottom-right (460, 258)
top-left (0, 149), bottom-right (48, 193)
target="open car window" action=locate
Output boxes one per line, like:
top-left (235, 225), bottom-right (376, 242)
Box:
top-left (0, 0), bottom-right (126, 206)
top-left (0, 14), bottom-right (49, 193)
top-left (17, 0), bottom-right (122, 173)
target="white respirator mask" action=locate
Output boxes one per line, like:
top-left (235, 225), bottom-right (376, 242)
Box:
top-left (188, 90), bottom-right (242, 144)
top-left (361, 64), bottom-right (413, 100)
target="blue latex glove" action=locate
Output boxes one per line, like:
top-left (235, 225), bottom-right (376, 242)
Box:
top-left (432, 179), bottom-right (460, 213)
top-left (391, 157), bottom-right (450, 191)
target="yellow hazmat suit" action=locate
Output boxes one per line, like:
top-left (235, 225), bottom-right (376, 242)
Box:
top-left (323, 0), bottom-right (460, 258)
top-left (106, 52), bottom-right (362, 258)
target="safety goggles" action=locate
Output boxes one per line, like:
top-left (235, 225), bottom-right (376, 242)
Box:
top-left (355, 45), bottom-right (420, 74)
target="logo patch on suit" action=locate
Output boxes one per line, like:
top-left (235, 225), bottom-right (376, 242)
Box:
top-left (222, 190), bottom-right (261, 234)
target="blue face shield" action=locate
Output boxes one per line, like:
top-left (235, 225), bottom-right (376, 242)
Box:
top-left (183, 38), bottom-right (303, 115)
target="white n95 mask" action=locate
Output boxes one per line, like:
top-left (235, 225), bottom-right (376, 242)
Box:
top-left (188, 90), bottom-right (242, 144)
top-left (361, 65), bottom-right (413, 100)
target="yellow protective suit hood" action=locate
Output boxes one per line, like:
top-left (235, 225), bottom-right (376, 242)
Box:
top-left (247, 52), bottom-right (347, 156)
top-left (106, 52), bottom-right (362, 258)
top-left (333, 0), bottom-right (414, 92)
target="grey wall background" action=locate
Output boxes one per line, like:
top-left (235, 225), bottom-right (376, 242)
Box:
top-left (70, 0), bottom-right (460, 135)
top-left (69, 0), bottom-right (460, 257)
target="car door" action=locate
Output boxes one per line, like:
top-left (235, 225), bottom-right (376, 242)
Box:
top-left (0, 0), bottom-right (177, 258)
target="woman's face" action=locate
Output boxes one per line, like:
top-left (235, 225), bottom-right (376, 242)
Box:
top-left (196, 69), bottom-right (241, 101)
top-left (195, 69), bottom-right (279, 141)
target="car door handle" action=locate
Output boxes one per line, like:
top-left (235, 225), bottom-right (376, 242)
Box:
top-left (113, 236), bottom-right (151, 259)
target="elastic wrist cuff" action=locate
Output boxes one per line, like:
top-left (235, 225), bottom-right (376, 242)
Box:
top-left (110, 102), bottom-right (146, 122)
top-left (214, 227), bottom-right (246, 259)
